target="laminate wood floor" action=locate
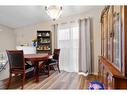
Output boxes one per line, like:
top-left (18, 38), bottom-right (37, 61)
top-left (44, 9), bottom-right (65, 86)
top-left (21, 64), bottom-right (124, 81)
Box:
top-left (0, 71), bottom-right (98, 89)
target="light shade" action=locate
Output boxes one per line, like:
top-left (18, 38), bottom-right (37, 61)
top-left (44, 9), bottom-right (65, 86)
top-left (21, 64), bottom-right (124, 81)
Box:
top-left (45, 6), bottom-right (62, 20)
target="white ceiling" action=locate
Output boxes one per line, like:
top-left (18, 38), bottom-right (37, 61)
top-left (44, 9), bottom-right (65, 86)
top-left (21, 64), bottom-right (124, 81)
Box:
top-left (0, 6), bottom-right (101, 28)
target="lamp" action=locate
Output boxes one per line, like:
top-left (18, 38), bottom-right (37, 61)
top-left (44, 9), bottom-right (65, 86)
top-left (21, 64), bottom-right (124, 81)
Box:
top-left (45, 6), bottom-right (62, 21)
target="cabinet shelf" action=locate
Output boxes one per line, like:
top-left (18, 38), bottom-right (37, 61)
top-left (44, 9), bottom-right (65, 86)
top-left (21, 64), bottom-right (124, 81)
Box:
top-left (37, 36), bottom-right (50, 38)
top-left (37, 42), bottom-right (50, 45)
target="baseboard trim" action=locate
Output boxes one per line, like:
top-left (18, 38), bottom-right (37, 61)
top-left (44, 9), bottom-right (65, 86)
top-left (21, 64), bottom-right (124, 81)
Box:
top-left (78, 72), bottom-right (88, 76)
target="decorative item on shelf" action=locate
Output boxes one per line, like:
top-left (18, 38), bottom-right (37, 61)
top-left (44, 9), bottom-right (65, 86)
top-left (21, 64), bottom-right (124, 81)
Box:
top-left (47, 46), bottom-right (50, 50)
top-left (40, 38), bottom-right (43, 43)
top-left (43, 39), bottom-right (46, 43)
top-left (46, 32), bottom-right (49, 36)
top-left (47, 39), bottom-right (50, 43)
top-left (38, 33), bottom-right (42, 36)
top-left (42, 33), bottom-right (46, 36)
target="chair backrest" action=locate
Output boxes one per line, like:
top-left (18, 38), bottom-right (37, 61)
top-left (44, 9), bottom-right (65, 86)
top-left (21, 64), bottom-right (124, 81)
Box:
top-left (6, 50), bottom-right (25, 70)
top-left (53, 49), bottom-right (60, 60)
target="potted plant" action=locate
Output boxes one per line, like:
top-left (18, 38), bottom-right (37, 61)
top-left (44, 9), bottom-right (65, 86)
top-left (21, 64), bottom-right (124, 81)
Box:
top-left (32, 39), bottom-right (37, 47)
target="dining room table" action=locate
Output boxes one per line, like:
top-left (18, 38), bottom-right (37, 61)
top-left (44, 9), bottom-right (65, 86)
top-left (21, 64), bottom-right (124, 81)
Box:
top-left (24, 53), bottom-right (49, 82)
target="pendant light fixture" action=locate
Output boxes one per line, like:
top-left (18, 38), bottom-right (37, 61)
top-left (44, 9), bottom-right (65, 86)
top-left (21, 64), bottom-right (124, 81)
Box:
top-left (45, 5), bottom-right (62, 21)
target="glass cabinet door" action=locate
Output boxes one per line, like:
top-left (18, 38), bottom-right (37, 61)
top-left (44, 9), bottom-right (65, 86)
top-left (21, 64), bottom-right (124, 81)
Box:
top-left (107, 7), bottom-right (113, 62)
top-left (113, 6), bottom-right (122, 70)
top-left (101, 17), bottom-right (104, 56)
top-left (103, 11), bottom-right (108, 58)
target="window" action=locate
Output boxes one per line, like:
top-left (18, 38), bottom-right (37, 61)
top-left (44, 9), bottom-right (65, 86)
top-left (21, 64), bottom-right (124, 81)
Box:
top-left (57, 21), bottom-right (79, 72)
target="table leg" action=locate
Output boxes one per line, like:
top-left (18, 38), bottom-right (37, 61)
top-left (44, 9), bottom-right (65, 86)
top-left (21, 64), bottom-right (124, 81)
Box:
top-left (34, 62), bottom-right (39, 82)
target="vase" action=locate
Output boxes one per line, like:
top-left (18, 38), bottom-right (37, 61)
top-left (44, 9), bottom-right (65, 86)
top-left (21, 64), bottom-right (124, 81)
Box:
top-left (33, 42), bottom-right (36, 47)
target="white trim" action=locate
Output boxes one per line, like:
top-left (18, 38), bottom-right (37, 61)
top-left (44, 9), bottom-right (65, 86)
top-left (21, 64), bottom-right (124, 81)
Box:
top-left (78, 72), bottom-right (88, 77)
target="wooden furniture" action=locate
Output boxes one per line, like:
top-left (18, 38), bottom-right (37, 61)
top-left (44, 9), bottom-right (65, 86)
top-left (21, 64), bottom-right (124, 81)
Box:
top-left (99, 6), bottom-right (127, 89)
top-left (24, 53), bottom-right (49, 82)
top-left (44, 49), bottom-right (60, 77)
top-left (6, 50), bottom-right (34, 89)
top-left (36, 31), bottom-right (52, 53)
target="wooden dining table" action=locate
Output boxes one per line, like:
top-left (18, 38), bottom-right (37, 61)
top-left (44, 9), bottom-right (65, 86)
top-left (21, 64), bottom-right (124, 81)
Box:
top-left (24, 53), bottom-right (49, 82)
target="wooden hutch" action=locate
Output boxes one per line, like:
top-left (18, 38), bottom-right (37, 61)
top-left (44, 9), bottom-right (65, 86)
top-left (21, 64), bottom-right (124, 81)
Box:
top-left (36, 31), bottom-right (52, 53)
top-left (98, 6), bottom-right (127, 89)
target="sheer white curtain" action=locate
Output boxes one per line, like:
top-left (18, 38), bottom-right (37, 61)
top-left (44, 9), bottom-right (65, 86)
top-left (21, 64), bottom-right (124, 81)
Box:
top-left (79, 17), bottom-right (93, 74)
top-left (57, 21), bottom-right (79, 72)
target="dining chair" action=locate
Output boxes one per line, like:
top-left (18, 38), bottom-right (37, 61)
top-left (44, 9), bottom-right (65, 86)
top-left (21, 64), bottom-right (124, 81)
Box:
top-left (44, 49), bottom-right (60, 77)
top-left (6, 50), bottom-right (34, 89)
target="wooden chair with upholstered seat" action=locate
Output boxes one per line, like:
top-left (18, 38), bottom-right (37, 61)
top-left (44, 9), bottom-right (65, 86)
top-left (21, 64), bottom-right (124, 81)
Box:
top-left (44, 49), bottom-right (60, 77)
top-left (6, 50), bottom-right (34, 89)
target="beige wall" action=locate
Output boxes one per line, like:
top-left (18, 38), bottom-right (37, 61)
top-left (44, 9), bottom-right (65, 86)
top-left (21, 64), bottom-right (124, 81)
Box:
top-left (0, 25), bottom-right (16, 51)
top-left (14, 6), bottom-right (104, 74)
top-left (14, 22), bottom-right (55, 52)
top-left (0, 25), bottom-right (16, 80)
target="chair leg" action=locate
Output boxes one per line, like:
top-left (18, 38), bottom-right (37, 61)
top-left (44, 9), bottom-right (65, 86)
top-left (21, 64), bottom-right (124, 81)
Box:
top-left (21, 73), bottom-right (25, 89)
top-left (43, 66), bottom-right (47, 73)
top-left (52, 65), bottom-right (56, 71)
top-left (41, 64), bottom-right (47, 73)
top-left (48, 65), bottom-right (50, 77)
top-left (7, 73), bottom-right (12, 89)
top-left (57, 64), bottom-right (60, 73)
top-left (15, 74), bottom-right (18, 81)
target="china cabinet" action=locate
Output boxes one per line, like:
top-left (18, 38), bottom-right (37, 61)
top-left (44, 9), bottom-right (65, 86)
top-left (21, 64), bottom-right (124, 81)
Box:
top-left (99, 6), bottom-right (127, 89)
top-left (36, 31), bottom-right (52, 53)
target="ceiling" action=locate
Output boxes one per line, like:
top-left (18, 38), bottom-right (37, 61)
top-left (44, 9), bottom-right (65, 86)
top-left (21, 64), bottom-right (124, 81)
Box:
top-left (0, 6), bottom-right (101, 28)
